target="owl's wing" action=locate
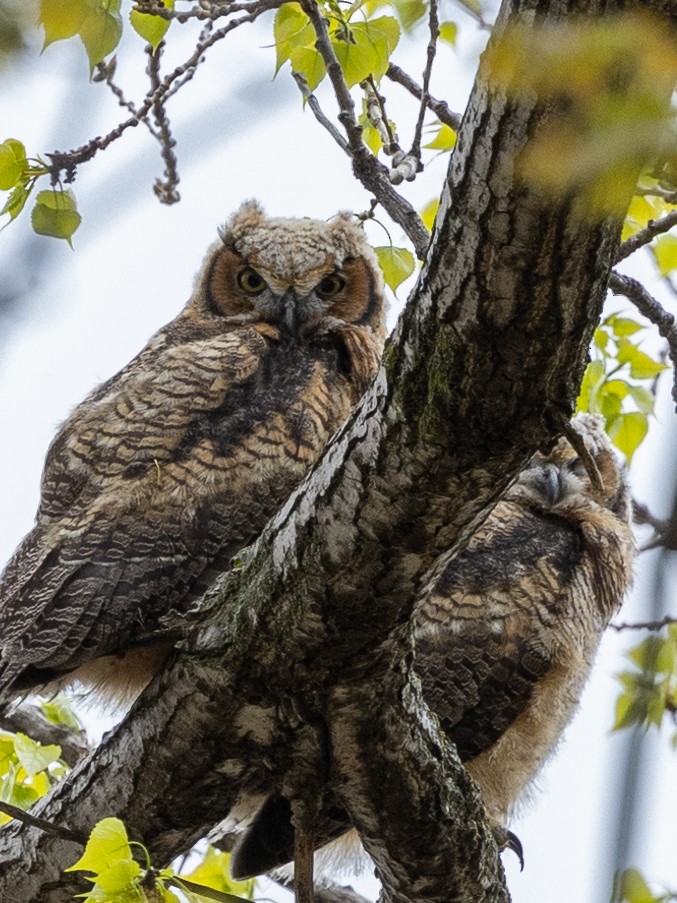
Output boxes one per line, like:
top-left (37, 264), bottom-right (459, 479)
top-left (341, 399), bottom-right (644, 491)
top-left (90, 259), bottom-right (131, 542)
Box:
top-left (414, 498), bottom-right (580, 757)
top-left (0, 327), bottom-right (268, 698)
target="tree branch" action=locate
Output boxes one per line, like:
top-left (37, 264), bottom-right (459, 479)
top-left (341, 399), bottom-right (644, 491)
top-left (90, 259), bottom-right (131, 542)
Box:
top-left (616, 209), bottom-right (677, 261)
top-left (386, 64), bottom-right (462, 132)
top-left (609, 270), bottom-right (677, 407)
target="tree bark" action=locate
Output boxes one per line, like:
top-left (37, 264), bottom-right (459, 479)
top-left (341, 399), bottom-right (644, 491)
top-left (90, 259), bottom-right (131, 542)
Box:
top-left (1, 0), bottom-right (675, 900)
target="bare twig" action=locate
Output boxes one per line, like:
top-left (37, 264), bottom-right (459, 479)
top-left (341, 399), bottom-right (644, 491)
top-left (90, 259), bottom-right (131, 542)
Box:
top-left (0, 802), bottom-right (85, 844)
top-left (300, 0), bottom-right (430, 257)
top-left (610, 615), bottom-right (677, 631)
top-left (410, 0), bottom-right (439, 163)
top-left (94, 58), bottom-right (160, 140)
top-left (292, 72), bottom-right (349, 153)
top-left (147, 42), bottom-right (181, 204)
top-left (47, 0), bottom-right (284, 184)
top-left (132, 0), bottom-right (275, 21)
top-left (636, 184), bottom-right (677, 204)
top-left (386, 63), bottom-right (462, 131)
top-left (609, 270), bottom-right (677, 406)
top-left (616, 210), bottom-right (677, 262)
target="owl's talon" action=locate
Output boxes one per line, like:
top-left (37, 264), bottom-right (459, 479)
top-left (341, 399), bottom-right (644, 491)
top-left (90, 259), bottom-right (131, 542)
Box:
top-left (493, 826), bottom-right (524, 871)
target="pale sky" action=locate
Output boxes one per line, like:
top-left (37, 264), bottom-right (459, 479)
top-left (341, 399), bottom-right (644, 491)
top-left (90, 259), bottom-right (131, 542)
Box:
top-left (0, 4), bottom-right (676, 901)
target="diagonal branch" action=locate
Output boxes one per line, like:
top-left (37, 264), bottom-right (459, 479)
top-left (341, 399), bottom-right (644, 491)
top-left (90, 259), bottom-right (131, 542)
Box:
top-left (385, 64), bottom-right (462, 132)
top-left (609, 270), bottom-right (677, 406)
top-left (616, 209), bottom-right (677, 261)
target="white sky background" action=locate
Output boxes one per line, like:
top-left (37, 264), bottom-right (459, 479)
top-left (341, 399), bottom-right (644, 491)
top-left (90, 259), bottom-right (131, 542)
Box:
top-left (0, 3), bottom-right (676, 901)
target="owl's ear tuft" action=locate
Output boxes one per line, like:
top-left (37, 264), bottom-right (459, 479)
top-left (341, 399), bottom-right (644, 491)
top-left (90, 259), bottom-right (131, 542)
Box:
top-left (218, 200), bottom-right (267, 246)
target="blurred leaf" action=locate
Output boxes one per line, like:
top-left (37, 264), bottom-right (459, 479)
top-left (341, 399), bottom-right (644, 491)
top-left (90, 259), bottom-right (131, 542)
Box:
top-left (607, 411), bottom-right (648, 463)
top-left (391, 0), bottom-right (427, 32)
top-left (182, 848), bottom-right (254, 900)
top-left (130, 0), bottom-right (174, 52)
top-left (40, 0), bottom-right (122, 74)
top-left (616, 339), bottom-right (667, 378)
top-left (31, 188), bottom-right (81, 244)
top-left (40, 694), bottom-right (83, 732)
top-left (607, 314), bottom-right (644, 337)
top-left (653, 234), bottom-right (677, 276)
top-left (375, 245), bottom-right (415, 291)
top-left (438, 21), bottom-right (457, 45)
top-left (13, 734), bottom-right (60, 777)
top-left (613, 868), bottom-right (660, 903)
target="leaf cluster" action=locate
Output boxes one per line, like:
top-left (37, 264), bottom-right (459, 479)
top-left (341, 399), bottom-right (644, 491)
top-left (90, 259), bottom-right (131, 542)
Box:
top-left (576, 313), bottom-right (666, 463)
top-left (66, 819), bottom-right (254, 903)
top-left (613, 625), bottom-right (677, 739)
top-left (0, 730), bottom-right (64, 822)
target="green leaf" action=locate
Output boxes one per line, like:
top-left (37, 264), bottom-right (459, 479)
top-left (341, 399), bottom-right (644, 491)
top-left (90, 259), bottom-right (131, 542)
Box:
top-left (289, 46), bottom-right (326, 90)
top-left (616, 339), bottom-right (667, 379)
top-left (576, 358), bottom-right (605, 413)
top-left (40, 694), bottom-right (83, 732)
top-left (182, 848), bottom-right (255, 900)
top-left (0, 138), bottom-right (27, 190)
top-left (607, 315), bottom-right (644, 337)
top-left (79, 0), bottom-right (122, 74)
top-left (607, 411), bottom-right (648, 463)
top-left (31, 189), bottom-right (81, 244)
top-left (92, 858), bottom-right (142, 894)
top-left (653, 234), bottom-right (677, 276)
top-left (420, 197), bottom-right (439, 231)
top-left (613, 868), bottom-right (658, 903)
top-left (374, 245), bottom-right (415, 292)
top-left (66, 817), bottom-right (135, 875)
top-left (273, 3), bottom-right (314, 74)
top-left (130, 0), bottom-right (174, 52)
top-left (438, 21), bottom-right (457, 45)
top-left (360, 122), bottom-right (382, 154)
top-left (424, 123), bottom-right (457, 151)
top-left (332, 19), bottom-right (399, 87)
top-left (41, 0), bottom-right (122, 74)
top-left (1, 184), bottom-right (29, 223)
top-left (626, 383), bottom-right (655, 415)
top-left (40, 0), bottom-right (87, 45)
top-left (13, 733), bottom-right (60, 777)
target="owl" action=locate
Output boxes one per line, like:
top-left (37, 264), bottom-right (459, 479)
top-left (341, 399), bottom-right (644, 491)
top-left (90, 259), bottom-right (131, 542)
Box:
top-left (0, 201), bottom-right (387, 708)
top-left (230, 414), bottom-right (635, 879)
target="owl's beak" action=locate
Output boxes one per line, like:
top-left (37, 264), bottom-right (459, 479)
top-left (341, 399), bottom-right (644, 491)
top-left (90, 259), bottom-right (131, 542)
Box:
top-left (279, 290), bottom-right (298, 333)
top-left (535, 462), bottom-right (563, 505)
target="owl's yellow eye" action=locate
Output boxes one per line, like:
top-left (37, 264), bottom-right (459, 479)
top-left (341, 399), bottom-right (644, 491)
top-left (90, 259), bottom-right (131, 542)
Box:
top-left (237, 268), bottom-right (266, 294)
top-left (316, 274), bottom-right (345, 297)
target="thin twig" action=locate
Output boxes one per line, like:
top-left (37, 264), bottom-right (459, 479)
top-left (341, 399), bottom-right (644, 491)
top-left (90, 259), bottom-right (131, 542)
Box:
top-left (146, 42), bottom-right (181, 203)
top-left (386, 63), bottom-right (462, 131)
top-left (609, 270), bottom-right (677, 407)
top-left (94, 59), bottom-right (160, 139)
top-left (636, 184), bottom-right (677, 204)
top-left (0, 802), bottom-right (85, 843)
top-left (293, 72), bottom-right (349, 153)
top-left (616, 209), bottom-right (677, 262)
top-left (558, 415), bottom-right (604, 494)
top-left (300, 0), bottom-right (429, 258)
top-left (48, 0), bottom-right (284, 183)
top-left (610, 615), bottom-right (677, 632)
top-left (410, 0), bottom-right (439, 163)
top-left (132, 0), bottom-right (273, 21)
top-left (362, 76), bottom-right (400, 155)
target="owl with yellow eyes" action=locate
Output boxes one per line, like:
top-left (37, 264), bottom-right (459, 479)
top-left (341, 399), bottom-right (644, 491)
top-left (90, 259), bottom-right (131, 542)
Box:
top-left (0, 201), bottom-right (387, 707)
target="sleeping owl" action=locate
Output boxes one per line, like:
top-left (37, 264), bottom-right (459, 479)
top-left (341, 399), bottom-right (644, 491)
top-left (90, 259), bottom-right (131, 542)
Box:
top-left (230, 414), bottom-right (635, 879)
top-left (0, 201), bottom-right (387, 708)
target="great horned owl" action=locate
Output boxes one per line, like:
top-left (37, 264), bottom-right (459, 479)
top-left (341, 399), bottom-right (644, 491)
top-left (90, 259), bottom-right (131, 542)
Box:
top-left (0, 201), bottom-right (386, 708)
top-left (230, 414), bottom-right (635, 879)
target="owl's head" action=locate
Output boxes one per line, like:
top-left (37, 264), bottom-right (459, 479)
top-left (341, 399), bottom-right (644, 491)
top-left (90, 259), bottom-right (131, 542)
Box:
top-left (190, 201), bottom-right (387, 341)
top-left (510, 414), bottom-right (631, 520)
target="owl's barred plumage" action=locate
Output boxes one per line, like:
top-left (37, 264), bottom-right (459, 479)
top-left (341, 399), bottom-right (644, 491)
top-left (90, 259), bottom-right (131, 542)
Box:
top-left (230, 414), bottom-right (635, 879)
top-left (0, 201), bottom-right (387, 705)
